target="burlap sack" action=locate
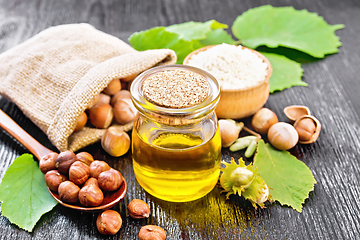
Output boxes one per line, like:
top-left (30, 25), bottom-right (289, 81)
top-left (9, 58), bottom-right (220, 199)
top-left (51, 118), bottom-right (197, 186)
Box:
top-left (0, 23), bottom-right (177, 152)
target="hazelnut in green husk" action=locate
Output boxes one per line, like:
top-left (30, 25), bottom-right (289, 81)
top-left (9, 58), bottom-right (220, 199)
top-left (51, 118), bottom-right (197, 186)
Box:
top-left (220, 157), bottom-right (271, 208)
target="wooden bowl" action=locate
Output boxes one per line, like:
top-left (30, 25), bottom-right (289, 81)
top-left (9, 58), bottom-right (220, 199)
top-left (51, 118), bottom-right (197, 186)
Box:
top-left (183, 45), bottom-right (272, 119)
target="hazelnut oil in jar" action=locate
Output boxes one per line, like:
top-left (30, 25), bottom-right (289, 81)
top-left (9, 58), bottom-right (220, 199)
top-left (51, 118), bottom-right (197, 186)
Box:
top-left (130, 65), bottom-right (221, 202)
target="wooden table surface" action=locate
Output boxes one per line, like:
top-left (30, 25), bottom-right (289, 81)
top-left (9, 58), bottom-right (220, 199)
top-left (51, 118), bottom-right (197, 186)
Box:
top-left (1, 0), bottom-right (359, 239)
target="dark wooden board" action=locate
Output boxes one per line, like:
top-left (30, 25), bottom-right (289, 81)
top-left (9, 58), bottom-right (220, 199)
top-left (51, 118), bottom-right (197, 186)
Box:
top-left (1, 0), bottom-right (360, 239)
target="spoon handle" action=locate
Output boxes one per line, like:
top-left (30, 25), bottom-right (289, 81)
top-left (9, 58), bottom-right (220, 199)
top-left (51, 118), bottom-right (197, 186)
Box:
top-left (0, 109), bottom-right (54, 160)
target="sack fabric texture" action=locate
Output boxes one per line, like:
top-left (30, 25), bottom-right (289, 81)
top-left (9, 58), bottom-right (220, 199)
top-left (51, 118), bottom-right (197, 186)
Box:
top-left (0, 23), bottom-right (177, 152)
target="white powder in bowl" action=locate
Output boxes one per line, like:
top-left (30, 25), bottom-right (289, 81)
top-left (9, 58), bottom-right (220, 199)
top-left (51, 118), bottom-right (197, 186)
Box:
top-left (187, 44), bottom-right (268, 89)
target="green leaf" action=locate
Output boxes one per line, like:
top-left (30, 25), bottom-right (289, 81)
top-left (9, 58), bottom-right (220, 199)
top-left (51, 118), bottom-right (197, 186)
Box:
top-left (0, 154), bottom-right (57, 232)
top-left (129, 20), bottom-right (231, 64)
top-left (254, 140), bottom-right (316, 212)
top-left (261, 52), bottom-right (306, 93)
top-left (165, 20), bottom-right (228, 41)
top-left (129, 26), bottom-right (199, 64)
top-left (232, 5), bottom-right (344, 58)
top-left (200, 29), bottom-right (236, 46)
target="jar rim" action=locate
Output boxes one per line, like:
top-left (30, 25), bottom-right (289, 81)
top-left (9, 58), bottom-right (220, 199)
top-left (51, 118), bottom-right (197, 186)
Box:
top-left (130, 65), bottom-right (220, 120)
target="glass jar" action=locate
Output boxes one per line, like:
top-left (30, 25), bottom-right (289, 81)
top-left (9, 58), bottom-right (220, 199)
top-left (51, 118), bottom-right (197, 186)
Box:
top-left (130, 65), bottom-right (221, 202)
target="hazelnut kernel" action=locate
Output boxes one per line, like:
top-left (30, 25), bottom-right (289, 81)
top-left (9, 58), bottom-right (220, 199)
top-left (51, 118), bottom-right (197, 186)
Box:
top-left (96, 210), bottom-right (122, 235)
top-left (295, 118), bottom-right (316, 141)
top-left (58, 181), bottom-right (80, 203)
top-left (76, 152), bottom-right (94, 166)
top-left (127, 199), bottom-right (150, 219)
top-left (138, 225), bottom-right (166, 240)
top-left (44, 170), bottom-right (67, 192)
top-left (98, 169), bottom-right (123, 191)
top-left (39, 152), bottom-right (59, 174)
top-left (89, 160), bottom-right (111, 178)
top-left (69, 161), bottom-right (90, 185)
top-left (55, 150), bottom-right (78, 174)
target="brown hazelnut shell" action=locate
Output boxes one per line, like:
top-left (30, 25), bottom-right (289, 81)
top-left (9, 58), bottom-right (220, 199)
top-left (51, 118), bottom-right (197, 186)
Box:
top-left (74, 112), bottom-right (88, 133)
top-left (284, 105), bottom-right (311, 122)
top-left (113, 98), bottom-right (136, 125)
top-left (293, 115), bottom-right (321, 144)
top-left (88, 103), bottom-right (114, 129)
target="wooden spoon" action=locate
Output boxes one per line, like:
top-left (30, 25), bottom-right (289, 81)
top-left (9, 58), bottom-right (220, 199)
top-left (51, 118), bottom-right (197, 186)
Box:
top-left (0, 109), bottom-right (127, 211)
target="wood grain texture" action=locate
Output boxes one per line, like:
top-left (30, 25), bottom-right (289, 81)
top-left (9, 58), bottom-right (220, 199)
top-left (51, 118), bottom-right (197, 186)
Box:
top-left (1, 0), bottom-right (360, 239)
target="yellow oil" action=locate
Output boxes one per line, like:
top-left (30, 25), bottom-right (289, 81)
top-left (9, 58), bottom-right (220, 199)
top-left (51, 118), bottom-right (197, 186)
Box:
top-left (132, 127), bottom-right (221, 202)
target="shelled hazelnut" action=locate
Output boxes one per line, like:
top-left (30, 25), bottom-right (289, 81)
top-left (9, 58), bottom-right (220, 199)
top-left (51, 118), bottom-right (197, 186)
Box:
top-left (39, 152), bottom-right (59, 174)
top-left (78, 177), bottom-right (104, 206)
top-left (55, 150), bottom-right (78, 174)
top-left (138, 225), bottom-right (166, 240)
top-left (294, 115), bottom-right (321, 144)
top-left (76, 152), bottom-right (94, 166)
top-left (42, 150), bottom-right (123, 208)
top-left (44, 170), bottom-right (67, 192)
top-left (96, 210), bottom-right (122, 235)
top-left (69, 161), bottom-right (90, 185)
top-left (98, 169), bottom-right (123, 191)
top-left (58, 181), bottom-right (80, 203)
top-left (127, 199), bottom-right (150, 219)
top-left (89, 160), bottom-right (111, 178)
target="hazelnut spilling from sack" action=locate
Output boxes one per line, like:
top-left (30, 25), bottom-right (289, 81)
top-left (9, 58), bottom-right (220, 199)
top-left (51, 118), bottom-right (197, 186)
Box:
top-left (0, 23), bottom-right (177, 152)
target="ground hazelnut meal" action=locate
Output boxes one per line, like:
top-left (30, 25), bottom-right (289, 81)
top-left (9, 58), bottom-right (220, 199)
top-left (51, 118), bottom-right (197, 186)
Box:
top-left (142, 69), bottom-right (209, 108)
top-left (187, 43), bottom-right (268, 89)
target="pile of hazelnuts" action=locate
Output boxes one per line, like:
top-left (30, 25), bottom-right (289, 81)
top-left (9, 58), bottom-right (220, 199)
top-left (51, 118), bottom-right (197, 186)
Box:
top-left (251, 106), bottom-right (321, 150)
top-left (73, 76), bottom-right (136, 157)
top-left (40, 150), bottom-right (124, 206)
top-left (75, 76), bottom-right (137, 132)
top-left (220, 105), bottom-right (321, 153)
top-left (40, 150), bottom-right (166, 239)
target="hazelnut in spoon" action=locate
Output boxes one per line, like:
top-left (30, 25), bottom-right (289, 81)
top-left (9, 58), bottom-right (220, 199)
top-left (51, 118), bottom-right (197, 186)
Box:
top-left (0, 109), bottom-right (127, 212)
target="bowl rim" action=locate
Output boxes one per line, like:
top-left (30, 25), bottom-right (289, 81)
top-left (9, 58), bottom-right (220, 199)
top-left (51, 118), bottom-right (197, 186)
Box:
top-left (183, 44), bottom-right (272, 93)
